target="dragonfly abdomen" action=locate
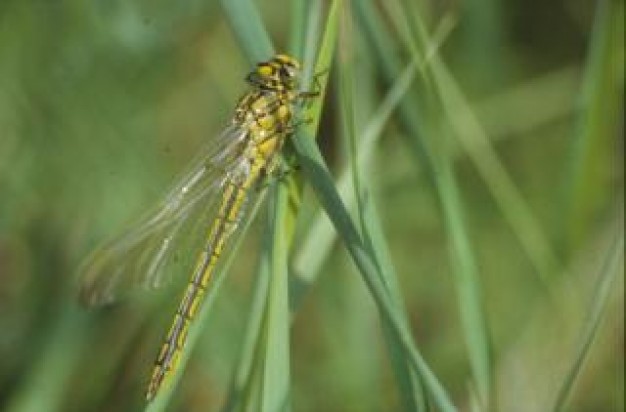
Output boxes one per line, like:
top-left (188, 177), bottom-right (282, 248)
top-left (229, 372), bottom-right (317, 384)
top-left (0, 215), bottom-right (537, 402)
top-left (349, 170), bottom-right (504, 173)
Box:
top-left (146, 163), bottom-right (262, 400)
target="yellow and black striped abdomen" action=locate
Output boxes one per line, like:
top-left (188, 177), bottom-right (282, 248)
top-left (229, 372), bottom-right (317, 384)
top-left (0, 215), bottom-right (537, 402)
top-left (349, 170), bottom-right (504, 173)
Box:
top-left (146, 163), bottom-right (262, 400)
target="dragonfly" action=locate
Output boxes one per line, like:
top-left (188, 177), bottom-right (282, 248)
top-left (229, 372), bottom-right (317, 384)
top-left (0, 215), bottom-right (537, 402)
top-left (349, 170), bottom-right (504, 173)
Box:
top-left (79, 54), bottom-right (318, 401)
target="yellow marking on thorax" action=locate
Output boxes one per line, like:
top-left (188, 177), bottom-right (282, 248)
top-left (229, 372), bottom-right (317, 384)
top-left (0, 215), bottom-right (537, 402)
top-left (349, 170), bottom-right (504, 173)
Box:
top-left (276, 104), bottom-right (290, 121)
top-left (251, 95), bottom-right (273, 113)
top-left (257, 135), bottom-right (282, 159)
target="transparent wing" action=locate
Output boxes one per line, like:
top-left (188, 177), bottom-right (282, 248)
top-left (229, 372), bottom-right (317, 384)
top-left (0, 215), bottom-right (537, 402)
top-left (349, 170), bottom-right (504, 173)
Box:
top-left (79, 123), bottom-right (251, 306)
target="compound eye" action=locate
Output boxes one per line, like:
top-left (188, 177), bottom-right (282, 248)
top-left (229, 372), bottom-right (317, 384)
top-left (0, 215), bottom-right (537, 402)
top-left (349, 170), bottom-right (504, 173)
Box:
top-left (282, 66), bottom-right (297, 79)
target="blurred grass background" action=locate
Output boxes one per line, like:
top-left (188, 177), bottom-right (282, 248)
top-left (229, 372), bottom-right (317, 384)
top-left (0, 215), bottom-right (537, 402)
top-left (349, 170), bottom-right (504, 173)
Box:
top-left (0, 0), bottom-right (623, 411)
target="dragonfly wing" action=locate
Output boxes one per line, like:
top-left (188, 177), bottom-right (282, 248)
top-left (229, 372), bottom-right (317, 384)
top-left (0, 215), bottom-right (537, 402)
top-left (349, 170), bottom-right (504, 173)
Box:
top-left (79, 124), bottom-right (250, 306)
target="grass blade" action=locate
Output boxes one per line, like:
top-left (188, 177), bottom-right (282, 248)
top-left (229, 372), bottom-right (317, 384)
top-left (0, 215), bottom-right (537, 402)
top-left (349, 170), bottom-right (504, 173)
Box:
top-left (288, 0), bottom-right (307, 57)
top-left (291, 57), bottom-right (418, 304)
top-left (219, 0), bottom-right (274, 62)
top-left (562, 0), bottom-right (624, 254)
top-left (259, 184), bottom-right (292, 412)
top-left (220, 239), bottom-right (270, 412)
top-left (551, 221), bottom-right (624, 411)
top-left (363, 195), bottom-right (428, 412)
top-left (292, 129), bottom-right (457, 412)
top-left (338, 14), bottom-right (425, 409)
top-left (434, 63), bottom-right (563, 284)
top-left (355, 1), bottom-right (494, 406)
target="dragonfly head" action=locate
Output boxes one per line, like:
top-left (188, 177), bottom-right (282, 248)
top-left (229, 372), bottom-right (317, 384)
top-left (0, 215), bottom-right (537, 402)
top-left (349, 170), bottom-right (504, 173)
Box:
top-left (247, 54), bottom-right (301, 92)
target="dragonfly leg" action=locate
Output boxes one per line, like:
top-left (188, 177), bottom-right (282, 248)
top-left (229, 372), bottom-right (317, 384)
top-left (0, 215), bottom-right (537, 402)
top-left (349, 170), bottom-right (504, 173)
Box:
top-left (258, 153), bottom-right (300, 190)
top-left (297, 68), bottom-right (328, 104)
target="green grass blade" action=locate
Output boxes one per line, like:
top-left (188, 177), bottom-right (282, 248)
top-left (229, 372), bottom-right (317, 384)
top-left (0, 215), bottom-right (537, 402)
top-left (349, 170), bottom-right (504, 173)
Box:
top-left (219, 0), bottom-right (274, 62)
top-left (352, 0), bottom-right (433, 178)
top-left (397, 5), bottom-right (494, 404)
top-left (292, 130), bottom-right (457, 412)
top-left (220, 239), bottom-right (270, 412)
top-left (433, 63), bottom-right (562, 284)
top-left (301, 0), bottom-right (340, 136)
top-left (285, 0), bottom-right (339, 303)
top-left (232, 243), bottom-right (274, 412)
top-left (259, 184), bottom-right (292, 412)
top-left (551, 223), bottom-right (624, 411)
top-left (364, 197), bottom-right (428, 412)
top-left (337, 20), bottom-right (365, 244)
top-left (400, 0), bottom-right (563, 287)
top-left (291, 61), bottom-right (581, 309)
top-left (283, 0), bottom-right (335, 259)
top-left (356, 171), bottom-right (429, 410)
top-left (301, 1), bottom-right (325, 80)
top-left (562, 0), bottom-right (624, 254)
top-left (288, 0), bottom-right (307, 57)
top-left (338, 18), bottom-right (425, 409)
top-left (290, 61), bottom-right (428, 410)
top-left (292, 60), bottom-right (418, 299)
top-left (436, 157), bottom-right (492, 407)
top-left (395, 12), bottom-right (496, 402)
top-left (292, 28), bottom-right (448, 404)
top-left (355, 1), bottom-right (494, 406)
